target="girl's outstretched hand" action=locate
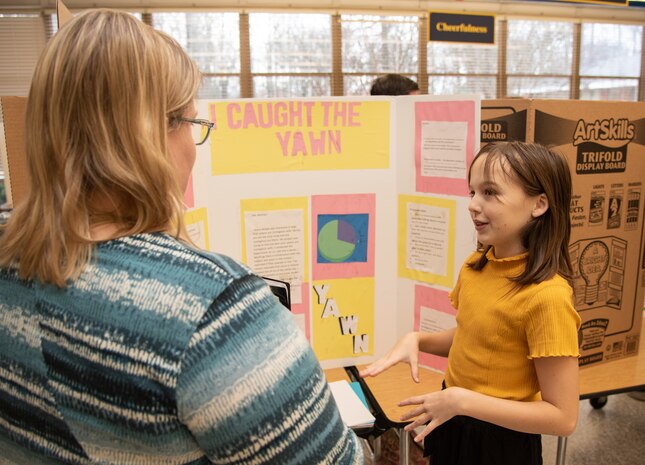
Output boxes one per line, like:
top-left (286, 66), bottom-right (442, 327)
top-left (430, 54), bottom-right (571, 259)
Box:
top-left (359, 332), bottom-right (421, 382)
top-left (398, 386), bottom-right (465, 444)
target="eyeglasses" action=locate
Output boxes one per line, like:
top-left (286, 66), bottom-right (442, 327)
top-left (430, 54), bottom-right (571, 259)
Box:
top-left (177, 117), bottom-right (215, 146)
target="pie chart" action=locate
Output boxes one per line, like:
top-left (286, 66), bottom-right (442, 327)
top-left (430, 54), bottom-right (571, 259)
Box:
top-left (318, 219), bottom-right (357, 262)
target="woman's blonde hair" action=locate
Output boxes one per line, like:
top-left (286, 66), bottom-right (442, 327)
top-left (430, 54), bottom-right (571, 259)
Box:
top-left (0, 9), bottom-right (201, 287)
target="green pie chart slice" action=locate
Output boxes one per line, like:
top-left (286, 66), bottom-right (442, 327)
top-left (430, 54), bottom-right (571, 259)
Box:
top-left (318, 219), bottom-right (356, 262)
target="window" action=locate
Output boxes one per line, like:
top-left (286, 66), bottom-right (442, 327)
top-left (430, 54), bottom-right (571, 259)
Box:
top-left (506, 19), bottom-right (573, 99)
top-left (341, 15), bottom-right (418, 95)
top-left (249, 13), bottom-right (331, 98)
top-left (580, 23), bottom-right (642, 101)
top-left (154, 12), bottom-right (241, 99)
top-left (1, 8), bottom-right (643, 104)
top-left (0, 14), bottom-right (47, 98)
top-left (427, 35), bottom-right (498, 98)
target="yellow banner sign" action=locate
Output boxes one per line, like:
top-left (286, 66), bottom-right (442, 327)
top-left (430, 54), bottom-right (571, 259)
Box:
top-left (209, 99), bottom-right (390, 175)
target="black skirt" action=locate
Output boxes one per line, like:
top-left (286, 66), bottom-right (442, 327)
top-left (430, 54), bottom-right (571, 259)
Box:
top-left (423, 414), bottom-right (542, 465)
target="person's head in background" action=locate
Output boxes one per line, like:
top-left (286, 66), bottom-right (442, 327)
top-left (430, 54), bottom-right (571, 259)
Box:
top-left (370, 73), bottom-right (420, 96)
top-left (0, 9), bottom-right (201, 287)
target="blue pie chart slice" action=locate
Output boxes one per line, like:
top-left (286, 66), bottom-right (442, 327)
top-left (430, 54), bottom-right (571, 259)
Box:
top-left (318, 219), bottom-right (356, 262)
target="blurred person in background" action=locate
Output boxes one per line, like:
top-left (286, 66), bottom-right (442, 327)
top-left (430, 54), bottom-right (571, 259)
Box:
top-left (370, 73), bottom-right (420, 96)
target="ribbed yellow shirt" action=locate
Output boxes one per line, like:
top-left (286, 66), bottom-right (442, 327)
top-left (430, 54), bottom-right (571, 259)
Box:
top-left (445, 250), bottom-right (581, 401)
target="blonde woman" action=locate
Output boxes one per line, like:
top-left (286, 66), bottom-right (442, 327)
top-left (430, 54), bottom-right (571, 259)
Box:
top-left (0, 10), bottom-right (362, 465)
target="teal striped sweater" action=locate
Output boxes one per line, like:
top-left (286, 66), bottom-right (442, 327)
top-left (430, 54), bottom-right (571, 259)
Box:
top-left (0, 233), bottom-right (362, 464)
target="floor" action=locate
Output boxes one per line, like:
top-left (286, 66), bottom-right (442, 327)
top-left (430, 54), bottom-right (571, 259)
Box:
top-left (363, 391), bottom-right (645, 465)
top-left (542, 392), bottom-right (645, 465)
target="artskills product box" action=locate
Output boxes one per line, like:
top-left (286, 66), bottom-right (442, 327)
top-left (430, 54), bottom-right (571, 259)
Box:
top-left (530, 99), bottom-right (645, 367)
top-left (481, 99), bottom-right (530, 143)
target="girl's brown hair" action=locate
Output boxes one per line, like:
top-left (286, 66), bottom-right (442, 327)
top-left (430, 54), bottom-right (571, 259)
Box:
top-left (468, 141), bottom-right (573, 286)
top-left (0, 9), bottom-right (201, 287)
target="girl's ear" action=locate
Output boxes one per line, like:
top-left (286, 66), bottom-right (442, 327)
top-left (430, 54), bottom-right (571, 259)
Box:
top-left (532, 193), bottom-right (549, 218)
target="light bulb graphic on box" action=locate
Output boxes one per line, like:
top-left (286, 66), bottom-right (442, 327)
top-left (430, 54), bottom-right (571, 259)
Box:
top-left (579, 240), bottom-right (609, 305)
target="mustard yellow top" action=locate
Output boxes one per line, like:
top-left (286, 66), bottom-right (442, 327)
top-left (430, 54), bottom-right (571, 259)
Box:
top-left (445, 250), bottom-right (581, 402)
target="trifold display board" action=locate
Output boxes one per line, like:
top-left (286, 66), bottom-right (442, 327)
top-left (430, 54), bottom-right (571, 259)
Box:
top-left (187, 95), bottom-right (480, 369)
top-left (481, 99), bottom-right (645, 368)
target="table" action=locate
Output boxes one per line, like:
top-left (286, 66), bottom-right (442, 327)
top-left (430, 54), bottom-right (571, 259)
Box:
top-left (347, 364), bottom-right (444, 464)
top-left (324, 367), bottom-right (352, 383)
top-left (350, 318), bottom-right (645, 465)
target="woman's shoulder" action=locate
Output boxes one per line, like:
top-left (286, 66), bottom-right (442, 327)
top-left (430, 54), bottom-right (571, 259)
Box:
top-left (101, 232), bottom-right (252, 283)
top-left (87, 232), bottom-right (260, 322)
top-left (60, 233), bottom-right (269, 352)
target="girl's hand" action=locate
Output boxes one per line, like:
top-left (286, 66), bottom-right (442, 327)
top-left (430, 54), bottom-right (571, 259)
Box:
top-left (359, 332), bottom-right (421, 382)
top-left (398, 386), bottom-right (466, 443)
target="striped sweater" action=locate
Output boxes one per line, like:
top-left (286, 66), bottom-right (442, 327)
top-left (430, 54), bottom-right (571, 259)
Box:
top-left (0, 233), bottom-right (362, 464)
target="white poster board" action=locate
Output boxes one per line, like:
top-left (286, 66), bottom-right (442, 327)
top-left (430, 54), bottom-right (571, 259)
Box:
top-left (188, 94), bottom-right (480, 369)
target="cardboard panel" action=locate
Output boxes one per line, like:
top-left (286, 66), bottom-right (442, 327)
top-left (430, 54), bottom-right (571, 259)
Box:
top-left (530, 99), bottom-right (645, 367)
top-left (481, 99), bottom-right (530, 143)
top-left (57, 0), bottom-right (74, 28)
top-left (1, 96), bottom-right (28, 208)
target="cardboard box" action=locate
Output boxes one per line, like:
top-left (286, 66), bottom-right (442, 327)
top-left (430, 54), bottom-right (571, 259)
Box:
top-left (1, 96), bottom-right (28, 208)
top-left (481, 99), bottom-right (530, 143)
top-left (529, 99), bottom-right (645, 367)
